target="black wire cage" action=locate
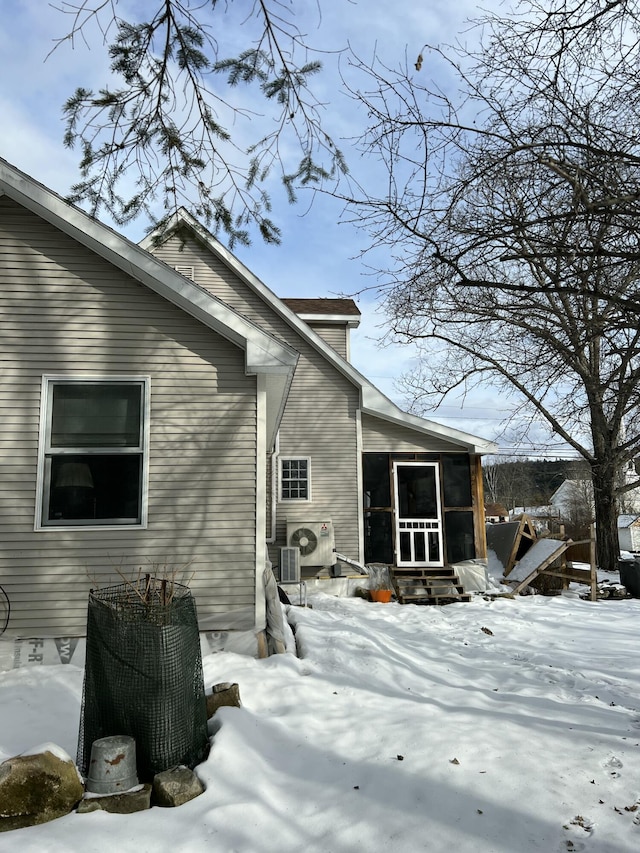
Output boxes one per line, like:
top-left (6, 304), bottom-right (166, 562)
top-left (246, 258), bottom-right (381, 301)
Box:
top-left (77, 577), bottom-right (209, 782)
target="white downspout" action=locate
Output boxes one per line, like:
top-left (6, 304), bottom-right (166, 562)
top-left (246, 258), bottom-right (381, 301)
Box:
top-left (255, 376), bottom-right (268, 632)
top-left (266, 433), bottom-right (279, 545)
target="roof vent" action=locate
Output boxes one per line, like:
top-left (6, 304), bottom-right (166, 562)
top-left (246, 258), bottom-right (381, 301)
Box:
top-left (175, 265), bottom-right (195, 280)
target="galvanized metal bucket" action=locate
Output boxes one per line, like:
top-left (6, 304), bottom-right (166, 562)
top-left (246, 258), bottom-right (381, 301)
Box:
top-left (85, 735), bottom-right (138, 794)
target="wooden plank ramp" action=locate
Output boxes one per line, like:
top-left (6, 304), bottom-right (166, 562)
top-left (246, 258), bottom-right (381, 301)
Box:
top-left (506, 526), bottom-right (597, 601)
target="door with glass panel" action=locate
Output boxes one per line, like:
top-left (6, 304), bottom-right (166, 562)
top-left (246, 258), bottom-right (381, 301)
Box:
top-left (393, 461), bottom-right (443, 566)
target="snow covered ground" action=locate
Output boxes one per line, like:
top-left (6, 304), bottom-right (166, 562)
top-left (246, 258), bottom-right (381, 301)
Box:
top-left (1, 588), bottom-right (640, 852)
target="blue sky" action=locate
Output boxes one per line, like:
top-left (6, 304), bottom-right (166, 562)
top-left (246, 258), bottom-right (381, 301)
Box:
top-left (0, 0), bottom-right (572, 456)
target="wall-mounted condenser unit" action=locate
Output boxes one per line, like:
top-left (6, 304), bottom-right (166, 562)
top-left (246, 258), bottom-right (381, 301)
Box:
top-left (286, 520), bottom-right (336, 567)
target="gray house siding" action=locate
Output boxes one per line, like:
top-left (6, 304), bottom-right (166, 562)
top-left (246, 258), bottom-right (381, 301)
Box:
top-left (151, 234), bottom-right (362, 564)
top-left (361, 413), bottom-right (465, 453)
top-left (305, 324), bottom-right (348, 359)
top-left (0, 197), bottom-right (258, 636)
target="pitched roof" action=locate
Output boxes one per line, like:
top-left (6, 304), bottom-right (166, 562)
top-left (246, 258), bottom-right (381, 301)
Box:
top-left (485, 502), bottom-right (508, 516)
top-left (282, 298), bottom-right (361, 316)
top-left (143, 209), bottom-right (498, 455)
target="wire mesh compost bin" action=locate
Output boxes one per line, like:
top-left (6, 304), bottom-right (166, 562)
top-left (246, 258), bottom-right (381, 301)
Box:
top-left (78, 577), bottom-right (209, 782)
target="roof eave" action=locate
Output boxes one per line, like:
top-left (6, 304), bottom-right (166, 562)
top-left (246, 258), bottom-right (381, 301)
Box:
top-left (296, 313), bottom-right (361, 328)
top-left (361, 386), bottom-right (498, 455)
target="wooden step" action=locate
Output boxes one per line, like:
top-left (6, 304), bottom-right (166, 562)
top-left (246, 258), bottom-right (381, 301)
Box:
top-left (394, 573), bottom-right (461, 582)
top-left (393, 568), bottom-right (458, 577)
top-left (400, 592), bottom-right (472, 602)
top-left (400, 594), bottom-right (473, 604)
top-left (396, 583), bottom-right (464, 595)
top-left (389, 565), bottom-right (472, 606)
top-left (391, 571), bottom-right (462, 586)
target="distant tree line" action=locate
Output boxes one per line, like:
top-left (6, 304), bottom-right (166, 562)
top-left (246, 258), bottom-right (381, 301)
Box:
top-left (483, 458), bottom-right (590, 514)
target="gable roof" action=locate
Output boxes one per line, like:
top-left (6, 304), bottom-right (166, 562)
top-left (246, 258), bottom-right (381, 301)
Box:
top-left (283, 298), bottom-right (361, 327)
top-left (142, 209), bottom-right (498, 455)
top-left (0, 158), bottom-right (298, 447)
top-left (282, 298), bottom-right (360, 315)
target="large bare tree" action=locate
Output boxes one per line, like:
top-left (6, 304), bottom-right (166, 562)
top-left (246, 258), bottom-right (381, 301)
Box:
top-left (346, 0), bottom-right (640, 570)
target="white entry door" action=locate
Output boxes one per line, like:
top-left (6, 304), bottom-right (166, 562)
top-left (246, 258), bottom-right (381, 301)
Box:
top-left (393, 461), bottom-right (443, 566)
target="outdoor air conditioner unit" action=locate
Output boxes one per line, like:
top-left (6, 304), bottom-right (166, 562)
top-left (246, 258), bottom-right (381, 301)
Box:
top-left (279, 547), bottom-right (301, 583)
top-left (286, 519), bottom-right (336, 567)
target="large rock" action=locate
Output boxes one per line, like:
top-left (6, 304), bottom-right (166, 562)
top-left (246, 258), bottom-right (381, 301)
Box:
top-left (206, 682), bottom-right (241, 718)
top-left (0, 747), bottom-right (84, 832)
top-left (152, 767), bottom-right (204, 807)
top-left (76, 784), bottom-right (152, 814)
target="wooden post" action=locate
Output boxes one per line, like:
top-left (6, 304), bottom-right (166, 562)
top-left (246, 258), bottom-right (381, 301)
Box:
top-left (558, 524), bottom-right (567, 589)
top-left (472, 455), bottom-right (489, 560)
top-left (589, 523), bottom-right (597, 602)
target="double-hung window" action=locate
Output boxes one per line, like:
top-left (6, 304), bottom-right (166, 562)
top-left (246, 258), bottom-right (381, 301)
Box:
top-left (280, 457), bottom-right (311, 502)
top-left (37, 377), bottom-right (149, 528)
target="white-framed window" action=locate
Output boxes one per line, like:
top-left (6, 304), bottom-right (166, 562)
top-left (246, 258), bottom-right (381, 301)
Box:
top-left (279, 457), bottom-right (311, 502)
top-left (35, 376), bottom-right (150, 529)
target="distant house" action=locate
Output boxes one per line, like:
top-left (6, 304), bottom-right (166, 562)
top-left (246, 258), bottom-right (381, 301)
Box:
top-left (618, 515), bottom-right (640, 553)
top-left (551, 472), bottom-right (640, 525)
top-left (485, 503), bottom-right (509, 523)
top-left (549, 479), bottom-right (594, 521)
top-left (619, 459), bottom-right (640, 514)
top-left (549, 478), bottom-right (595, 528)
top-left (0, 158), bottom-right (497, 657)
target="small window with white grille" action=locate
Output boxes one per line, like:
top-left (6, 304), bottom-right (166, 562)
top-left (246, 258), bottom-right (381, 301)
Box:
top-left (279, 457), bottom-right (311, 502)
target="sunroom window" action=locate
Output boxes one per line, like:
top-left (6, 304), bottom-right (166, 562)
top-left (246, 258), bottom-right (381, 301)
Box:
top-left (38, 379), bottom-right (148, 527)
